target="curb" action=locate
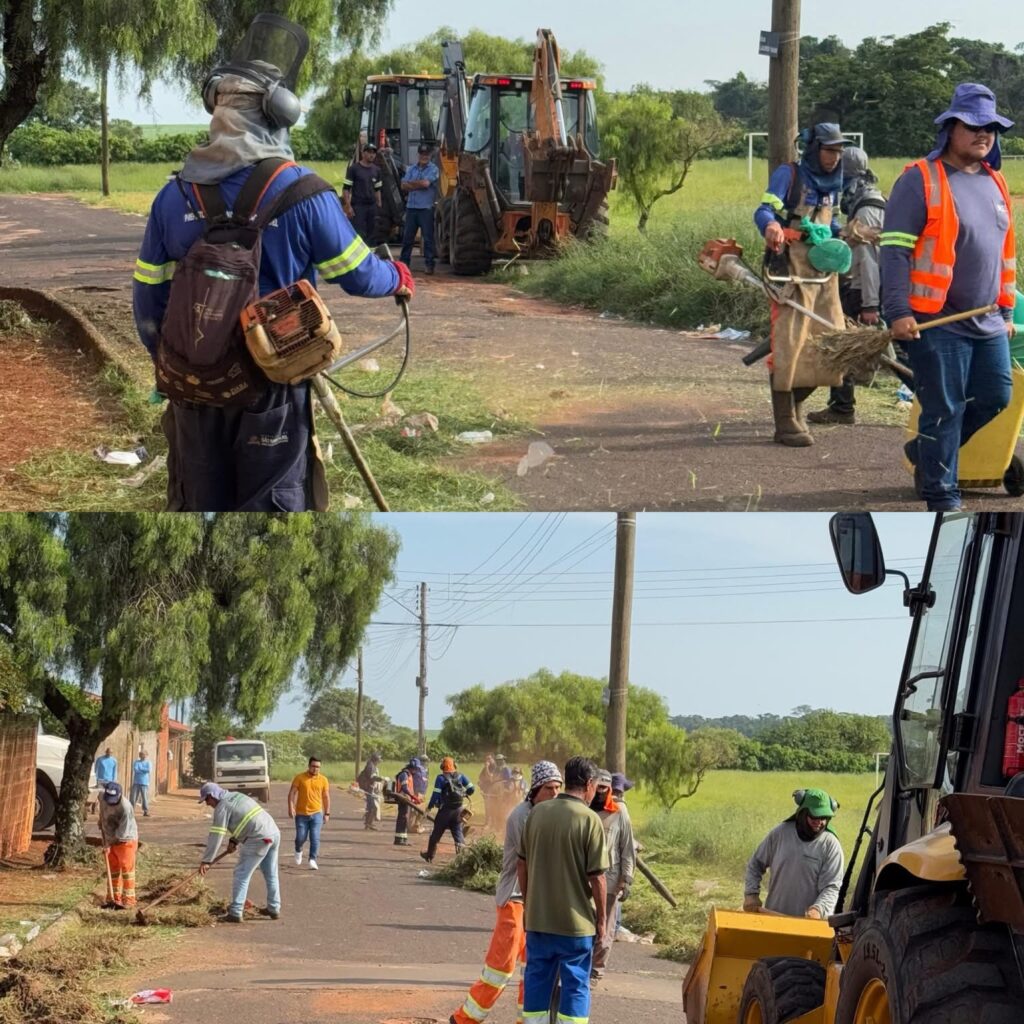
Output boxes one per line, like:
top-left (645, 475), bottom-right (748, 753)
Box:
top-left (0, 285), bottom-right (138, 383)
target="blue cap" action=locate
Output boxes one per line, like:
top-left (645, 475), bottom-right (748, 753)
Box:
top-left (198, 782), bottom-right (227, 803)
top-left (103, 782), bottom-right (123, 804)
top-left (933, 82), bottom-right (1014, 131)
top-left (610, 772), bottom-right (634, 793)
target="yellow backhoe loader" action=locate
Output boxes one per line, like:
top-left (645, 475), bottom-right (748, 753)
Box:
top-left (683, 511), bottom-right (1024, 1023)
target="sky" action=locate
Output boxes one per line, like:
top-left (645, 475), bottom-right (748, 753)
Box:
top-left (260, 512), bottom-right (936, 733)
top-left (110, 1), bottom-right (1024, 125)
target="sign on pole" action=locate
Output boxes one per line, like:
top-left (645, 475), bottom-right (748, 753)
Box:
top-left (759, 30), bottom-right (781, 58)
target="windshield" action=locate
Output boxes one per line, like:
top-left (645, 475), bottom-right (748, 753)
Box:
top-left (216, 743), bottom-right (265, 763)
top-left (405, 86), bottom-right (443, 163)
top-left (583, 90), bottom-right (600, 156)
top-left (465, 85), bottom-right (492, 154)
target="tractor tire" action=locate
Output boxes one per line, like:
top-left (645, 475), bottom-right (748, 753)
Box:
top-left (1003, 454), bottom-right (1024, 496)
top-left (450, 190), bottom-right (493, 277)
top-left (737, 956), bottom-right (826, 1023)
top-left (435, 199), bottom-right (452, 264)
top-left (579, 199), bottom-right (610, 242)
top-left (836, 885), bottom-right (1024, 1024)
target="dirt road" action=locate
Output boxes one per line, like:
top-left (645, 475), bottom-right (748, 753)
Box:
top-left (3, 192), bottom-right (1022, 511)
top-left (121, 783), bottom-right (681, 1024)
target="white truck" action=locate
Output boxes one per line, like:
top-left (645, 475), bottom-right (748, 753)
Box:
top-left (212, 739), bottom-right (271, 803)
top-left (35, 733), bottom-right (98, 831)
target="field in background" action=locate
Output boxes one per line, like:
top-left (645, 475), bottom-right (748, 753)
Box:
top-left (276, 759), bottom-right (878, 961)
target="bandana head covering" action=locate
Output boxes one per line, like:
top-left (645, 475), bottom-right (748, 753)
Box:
top-left (796, 122), bottom-right (851, 195)
top-left (529, 760), bottom-right (563, 791)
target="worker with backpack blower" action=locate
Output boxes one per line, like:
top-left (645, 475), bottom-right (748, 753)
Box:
top-left (132, 13), bottom-right (413, 512)
top-left (420, 757), bottom-right (475, 863)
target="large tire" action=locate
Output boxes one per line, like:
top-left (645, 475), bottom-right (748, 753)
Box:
top-left (836, 885), bottom-right (1024, 1024)
top-left (34, 773), bottom-right (57, 831)
top-left (579, 199), bottom-right (610, 242)
top-left (737, 956), bottom-right (826, 1023)
top-left (435, 198), bottom-right (452, 264)
top-left (450, 190), bottom-right (493, 277)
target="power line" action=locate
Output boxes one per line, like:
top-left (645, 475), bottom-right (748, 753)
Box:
top-left (367, 615), bottom-right (908, 628)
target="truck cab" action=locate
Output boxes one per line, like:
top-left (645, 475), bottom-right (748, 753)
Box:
top-left (212, 739), bottom-right (271, 804)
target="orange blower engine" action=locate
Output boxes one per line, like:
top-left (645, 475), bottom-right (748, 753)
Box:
top-left (1003, 680), bottom-right (1024, 778)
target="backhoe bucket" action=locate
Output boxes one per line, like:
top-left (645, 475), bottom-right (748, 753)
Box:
top-left (681, 908), bottom-right (833, 1023)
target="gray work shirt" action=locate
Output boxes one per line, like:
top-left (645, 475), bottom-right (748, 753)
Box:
top-left (496, 798), bottom-right (531, 907)
top-left (202, 791), bottom-right (279, 863)
top-left (744, 820), bottom-right (844, 918)
top-left (882, 160), bottom-right (1012, 337)
top-left (99, 797), bottom-right (138, 844)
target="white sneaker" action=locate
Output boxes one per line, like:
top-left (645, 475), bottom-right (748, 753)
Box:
top-left (294, 851), bottom-right (302, 866)
top-left (309, 859), bottom-right (318, 871)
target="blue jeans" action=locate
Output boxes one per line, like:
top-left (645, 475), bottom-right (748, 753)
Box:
top-left (400, 207), bottom-right (435, 267)
top-left (230, 834), bottom-right (280, 917)
top-left (522, 932), bottom-right (594, 1023)
top-left (905, 325), bottom-right (1012, 509)
top-left (294, 812), bottom-right (323, 860)
top-left (130, 784), bottom-right (149, 814)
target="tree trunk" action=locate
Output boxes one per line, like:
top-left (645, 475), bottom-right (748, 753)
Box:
top-left (0, 0), bottom-right (51, 152)
top-left (48, 721), bottom-right (104, 867)
top-left (100, 67), bottom-right (110, 197)
top-left (637, 207), bottom-right (650, 233)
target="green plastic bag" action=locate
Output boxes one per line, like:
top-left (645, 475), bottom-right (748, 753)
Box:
top-left (800, 216), bottom-right (834, 247)
top-left (807, 238), bottom-right (853, 275)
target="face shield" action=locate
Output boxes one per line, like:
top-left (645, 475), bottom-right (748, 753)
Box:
top-left (227, 13), bottom-right (309, 92)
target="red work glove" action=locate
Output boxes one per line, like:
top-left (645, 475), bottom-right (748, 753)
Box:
top-left (393, 259), bottom-right (415, 301)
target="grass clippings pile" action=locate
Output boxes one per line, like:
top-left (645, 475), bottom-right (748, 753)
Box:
top-left (432, 835), bottom-right (503, 894)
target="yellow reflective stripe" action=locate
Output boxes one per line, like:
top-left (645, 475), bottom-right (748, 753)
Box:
top-left (480, 963), bottom-right (513, 986)
top-left (317, 236), bottom-right (371, 279)
top-left (343, 178), bottom-right (354, 187)
top-left (880, 231), bottom-right (917, 244)
top-left (374, 181), bottom-right (383, 189)
top-left (460, 995), bottom-right (489, 1021)
top-left (133, 259), bottom-right (176, 284)
top-left (523, 1014), bottom-right (549, 1023)
top-left (208, 826), bottom-right (229, 835)
top-left (231, 806), bottom-right (261, 839)
top-left (879, 236), bottom-right (917, 249)
top-left (556, 1016), bottom-right (588, 1024)
top-left (760, 191), bottom-right (784, 211)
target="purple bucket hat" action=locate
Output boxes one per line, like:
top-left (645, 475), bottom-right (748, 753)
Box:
top-left (928, 83), bottom-right (1014, 169)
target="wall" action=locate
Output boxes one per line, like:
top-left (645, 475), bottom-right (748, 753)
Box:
top-left (0, 714), bottom-right (37, 858)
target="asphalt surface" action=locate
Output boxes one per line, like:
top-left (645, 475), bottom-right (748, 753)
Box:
top-left (121, 783), bottom-right (682, 1024)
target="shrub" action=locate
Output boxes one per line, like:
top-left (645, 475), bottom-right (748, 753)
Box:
top-left (301, 728), bottom-right (355, 763)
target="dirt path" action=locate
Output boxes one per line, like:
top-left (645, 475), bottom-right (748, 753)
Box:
top-left (116, 783), bottom-right (681, 1024)
top-left (3, 192), bottom-right (1021, 511)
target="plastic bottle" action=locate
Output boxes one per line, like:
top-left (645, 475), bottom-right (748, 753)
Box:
top-left (457, 430), bottom-right (493, 444)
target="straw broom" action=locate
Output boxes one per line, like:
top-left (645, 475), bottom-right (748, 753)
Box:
top-left (817, 304), bottom-right (1001, 379)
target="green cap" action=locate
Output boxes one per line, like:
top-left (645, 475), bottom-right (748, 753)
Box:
top-left (794, 787), bottom-right (838, 819)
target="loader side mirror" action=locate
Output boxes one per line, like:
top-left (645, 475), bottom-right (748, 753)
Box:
top-left (830, 513), bottom-right (886, 595)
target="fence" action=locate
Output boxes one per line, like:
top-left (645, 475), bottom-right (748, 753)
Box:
top-left (0, 714), bottom-right (38, 858)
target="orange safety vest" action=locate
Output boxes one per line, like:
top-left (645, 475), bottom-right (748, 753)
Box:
top-left (907, 157), bottom-right (1016, 314)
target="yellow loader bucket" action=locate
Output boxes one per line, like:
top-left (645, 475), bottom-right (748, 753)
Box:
top-left (681, 909), bottom-right (834, 1023)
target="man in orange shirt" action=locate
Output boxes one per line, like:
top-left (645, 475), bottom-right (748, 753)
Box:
top-left (288, 756), bottom-right (331, 870)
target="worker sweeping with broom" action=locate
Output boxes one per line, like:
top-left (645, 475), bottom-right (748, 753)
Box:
top-left (881, 83), bottom-right (1016, 511)
top-left (754, 123), bottom-right (854, 447)
top-left (99, 782), bottom-right (138, 909)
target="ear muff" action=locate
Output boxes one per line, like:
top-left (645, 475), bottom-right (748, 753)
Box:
top-left (200, 66), bottom-right (301, 129)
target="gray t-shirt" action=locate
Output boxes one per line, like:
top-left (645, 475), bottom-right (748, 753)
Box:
top-left (744, 820), bottom-right (844, 918)
top-left (882, 160), bottom-right (1011, 338)
top-left (496, 799), bottom-right (531, 906)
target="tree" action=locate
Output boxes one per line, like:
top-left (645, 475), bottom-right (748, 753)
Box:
top-left (633, 724), bottom-right (743, 809)
top-left (705, 72), bottom-right (768, 129)
top-left (602, 87), bottom-right (738, 232)
top-left (29, 79), bottom-right (102, 131)
top-left (0, 512), bottom-right (398, 865)
top-left (301, 687), bottom-right (390, 734)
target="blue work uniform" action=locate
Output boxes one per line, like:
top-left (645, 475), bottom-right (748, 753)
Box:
top-left (754, 163), bottom-right (842, 239)
top-left (400, 161), bottom-right (440, 269)
top-left (133, 162), bottom-right (400, 512)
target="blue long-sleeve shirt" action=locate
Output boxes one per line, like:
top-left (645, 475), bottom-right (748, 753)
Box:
top-left (132, 163), bottom-right (400, 357)
top-left (94, 755), bottom-right (118, 784)
top-left (427, 772), bottom-right (474, 811)
top-left (402, 160), bottom-right (439, 210)
top-left (754, 163), bottom-right (841, 238)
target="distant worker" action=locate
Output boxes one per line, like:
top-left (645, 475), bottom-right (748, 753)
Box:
top-left (342, 141), bottom-right (383, 242)
top-left (400, 143), bottom-right (440, 275)
top-left (420, 757), bottom-right (475, 863)
top-left (131, 749), bottom-right (152, 817)
top-left (754, 123), bottom-right (853, 447)
top-left (411, 755), bottom-right (430, 833)
top-left (744, 787), bottom-right (844, 919)
top-left (358, 752), bottom-right (385, 830)
top-left (198, 782), bottom-right (281, 923)
top-left (590, 769), bottom-right (635, 981)
top-left (449, 761), bottom-right (563, 1024)
top-left (807, 146), bottom-right (888, 426)
top-left (288, 756), bottom-right (330, 870)
top-left (99, 782), bottom-right (138, 909)
top-left (478, 753), bottom-right (501, 826)
top-left (394, 757), bottom-right (422, 847)
top-left (517, 756), bottom-right (608, 1024)
top-left (881, 82), bottom-right (1015, 512)
top-left (94, 747), bottom-right (118, 785)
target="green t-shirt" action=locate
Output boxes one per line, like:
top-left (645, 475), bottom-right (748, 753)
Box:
top-left (518, 793), bottom-right (609, 936)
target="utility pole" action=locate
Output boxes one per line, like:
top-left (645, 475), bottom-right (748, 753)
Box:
top-left (605, 512), bottom-right (636, 775)
top-left (417, 582), bottom-right (427, 758)
top-left (767, 0), bottom-right (801, 171)
top-left (354, 646), bottom-right (364, 780)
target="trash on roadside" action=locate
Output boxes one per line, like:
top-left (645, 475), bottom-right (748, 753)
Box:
top-left (94, 445), bottom-right (148, 467)
top-left (480, 492), bottom-right (495, 505)
top-left (404, 412), bottom-right (440, 433)
top-left (517, 441), bottom-right (555, 477)
top-left (342, 494), bottom-right (363, 509)
top-left (130, 989), bottom-right (173, 1005)
top-left (533, 363), bottom-right (545, 370)
top-left (324, 442), bottom-right (334, 464)
top-left (118, 454), bottom-right (167, 489)
top-left (896, 383), bottom-right (914, 403)
top-left (417, 869), bottom-right (432, 878)
top-left (0, 934), bottom-right (22, 959)
top-left (400, 427), bottom-right (421, 438)
top-left (379, 397), bottom-right (405, 426)
top-left (457, 430), bottom-right (493, 444)
top-left (357, 358), bottom-right (381, 373)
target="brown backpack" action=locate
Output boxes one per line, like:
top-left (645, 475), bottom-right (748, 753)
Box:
top-left (156, 158), bottom-right (335, 407)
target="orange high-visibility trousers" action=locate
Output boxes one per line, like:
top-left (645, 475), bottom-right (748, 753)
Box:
top-left (107, 839), bottom-right (138, 907)
top-left (452, 899), bottom-right (526, 1024)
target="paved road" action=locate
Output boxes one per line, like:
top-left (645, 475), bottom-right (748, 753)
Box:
top-left (124, 783), bottom-right (682, 1024)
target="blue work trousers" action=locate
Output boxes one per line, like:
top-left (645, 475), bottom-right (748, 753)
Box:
top-left (905, 325), bottom-right (1012, 509)
top-left (230, 833), bottom-right (281, 917)
top-left (130, 784), bottom-right (149, 815)
top-left (400, 207), bottom-right (435, 268)
top-left (522, 932), bottom-right (594, 1024)
top-left (294, 812), bottom-right (323, 860)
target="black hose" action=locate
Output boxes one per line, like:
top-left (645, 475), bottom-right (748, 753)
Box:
top-left (322, 300), bottom-right (411, 399)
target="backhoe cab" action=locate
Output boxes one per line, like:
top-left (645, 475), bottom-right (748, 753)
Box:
top-left (683, 512), bottom-right (1024, 1023)
top-left (436, 30), bottom-right (616, 276)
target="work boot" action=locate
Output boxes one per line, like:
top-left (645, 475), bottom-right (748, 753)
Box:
top-left (219, 912), bottom-right (243, 924)
top-left (806, 405), bottom-right (855, 425)
top-left (419, 851), bottom-right (432, 863)
top-left (770, 377), bottom-right (813, 447)
top-left (792, 387), bottom-right (816, 434)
